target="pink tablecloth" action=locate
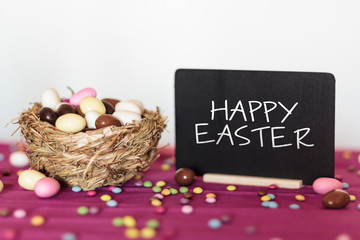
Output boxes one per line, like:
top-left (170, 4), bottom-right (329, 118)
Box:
top-left (0, 143), bottom-right (359, 240)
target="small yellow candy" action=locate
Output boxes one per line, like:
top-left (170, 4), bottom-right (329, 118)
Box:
top-left (193, 187), bottom-right (203, 194)
top-left (161, 164), bottom-right (171, 171)
top-left (123, 216), bottom-right (137, 228)
top-left (31, 216), bottom-right (45, 226)
top-left (295, 194), bottom-right (306, 202)
top-left (100, 194), bottom-right (112, 202)
top-left (261, 195), bottom-right (271, 202)
top-left (350, 195), bottom-right (356, 201)
top-left (226, 185), bottom-right (236, 191)
top-left (151, 199), bottom-right (162, 207)
top-left (161, 189), bottom-right (171, 196)
top-left (0, 180), bottom-right (3, 193)
top-left (141, 227), bottom-right (157, 239)
top-left (206, 193), bottom-right (216, 198)
top-left (125, 228), bottom-right (140, 239)
top-left (156, 181), bottom-right (166, 187)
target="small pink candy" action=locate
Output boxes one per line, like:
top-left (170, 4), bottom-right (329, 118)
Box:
top-left (312, 177), bottom-right (343, 195)
top-left (69, 87), bottom-right (96, 106)
top-left (87, 190), bottom-right (97, 197)
top-left (268, 184), bottom-right (278, 190)
top-left (108, 186), bottom-right (116, 191)
top-left (155, 206), bottom-right (166, 214)
top-left (34, 177), bottom-right (60, 198)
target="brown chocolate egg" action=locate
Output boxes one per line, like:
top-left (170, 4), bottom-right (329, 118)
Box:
top-left (102, 98), bottom-right (120, 108)
top-left (56, 103), bottom-right (76, 116)
top-left (322, 189), bottom-right (350, 209)
top-left (38, 107), bottom-right (58, 125)
top-left (95, 114), bottom-right (122, 129)
top-left (75, 105), bottom-right (85, 117)
top-left (175, 168), bottom-right (196, 186)
top-left (102, 100), bottom-right (115, 114)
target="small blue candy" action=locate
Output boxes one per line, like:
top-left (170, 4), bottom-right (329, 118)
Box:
top-left (357, 204), bottom-right (360, 210)
top-left (289, 204), bottom-right (300, 210)
top-left (267, 193), bottom-right (276, 200)
top-left (112, 187), bottom-right (122, 194)
top-left (106, 200), bottom-right (118, 208)
top-left (72, 186), bottom-right (82, 192)
top-left (268, 201), bottom-right (279, 209)
top-left (208, 218), bottom-right (222, 229)
top-left (62, 233), bottom-right (77, 240)
top-left (0, 153), bottom-right (5, 161)
top-left (261, 201), bottom-right (270, 208)
top-left (342, 182), bottom-right (349, 189)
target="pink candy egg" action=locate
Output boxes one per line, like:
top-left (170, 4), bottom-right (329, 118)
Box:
top-left (69, 88), bottom-right (97, 106)
top-left (34, 177), bottom-right (60, 198)
top-left (312, 177), bottom-right (343, 194)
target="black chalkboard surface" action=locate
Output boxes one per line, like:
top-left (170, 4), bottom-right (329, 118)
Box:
top-left (175, 69), bottom-right (335, 185)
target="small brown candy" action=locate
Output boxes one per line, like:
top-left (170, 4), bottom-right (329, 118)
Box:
top-left (56, 103), bottom-right (76, 116)
top-left (257, 190), bottom-right (267, 197)
top-left (75, 105), bottom-right (85, 117)
top-left (38, 107), bottom-right (58, 125)
top-left (102, 98), bottom-right (120, 108)
top-left (175, 168), bottom-right (196, 186)
top-left (102, 100), bottom-right (115, 114)
top-left (95, 115), bottom-right (122, 129)
top-left (183, 193), bottom-right (193, 199)
top-left (322, 189), bottom-right (350, 209)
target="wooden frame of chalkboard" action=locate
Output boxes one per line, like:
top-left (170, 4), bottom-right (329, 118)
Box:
top-left (175, 69), bottom-right (335, 185)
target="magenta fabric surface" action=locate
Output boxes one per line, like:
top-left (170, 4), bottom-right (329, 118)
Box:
top-left (0, 143), bottom-right (359, 240)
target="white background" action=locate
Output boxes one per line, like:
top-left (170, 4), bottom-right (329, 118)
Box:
top-left (0, 0), bottom-right (359, 149)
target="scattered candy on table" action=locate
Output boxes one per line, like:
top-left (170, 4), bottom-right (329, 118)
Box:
top-left (193, 187), bottom-right (203, 194)
top-left (34, 177), bottom-right (61, 198)
top-left (322, 189), bottom-right (350, 209)
top-left (18, 169), bottom-right (46, 190)
top-left (72, 186), bottom-right (82, 192)
top-left (30, 215), bottom-right (45, 226)
top-left (313, 177), bottom-right (343, 195)
top-left (175, 168), bottom-right (196, 186)
top-left (9, 151), bottom-right (29, 168)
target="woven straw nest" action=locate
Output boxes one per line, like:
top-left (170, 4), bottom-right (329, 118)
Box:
top-left (17, 103), bottom-right (167, 190)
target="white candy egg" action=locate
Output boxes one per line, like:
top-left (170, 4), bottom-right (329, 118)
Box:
top-left (113, 110), bottom-right (142, 125)
top-left (9, 151), bottom-right (30, 168)
top-left (128, 99), bottom-right (145, 113)
top-left (115, 101), bottom-right (142, 115)
top-left (85, 111), bottom-right (101, 129)
top-left (41, 88), bottom-right (61, 110)
top-left (18, 169), bottom-right (46, 190)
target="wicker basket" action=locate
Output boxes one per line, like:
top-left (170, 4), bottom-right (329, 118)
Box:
top-left (17, 103), bottom-right (167, 190)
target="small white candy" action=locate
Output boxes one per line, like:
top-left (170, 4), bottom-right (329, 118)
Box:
top-left (41, 88), bottom-right (61, 110)
top-left (128, 99), bottom-right (144, 113)
top-left (13, 209), bottom-right (27, 218)
top-left (9, 151), bottom-right (29, 168)
top-left (113, 111), bottom-right (142, 125)
top-left (115, 101), bottom-right (142, 115)
top-left (85, 111), bottom-right (102, 129)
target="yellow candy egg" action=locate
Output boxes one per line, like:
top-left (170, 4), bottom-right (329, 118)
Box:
top-left (18, 169), bottom-right (46, 190)
top-left (55, 113), bottom-right (86, 133)
top-left (0, 179), bottom-right (3, 192)
top-left (80, 97), bottom-right (106, 115)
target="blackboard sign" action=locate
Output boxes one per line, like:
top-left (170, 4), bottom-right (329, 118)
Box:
top-left (175, 69), bottom-right (335, 185)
